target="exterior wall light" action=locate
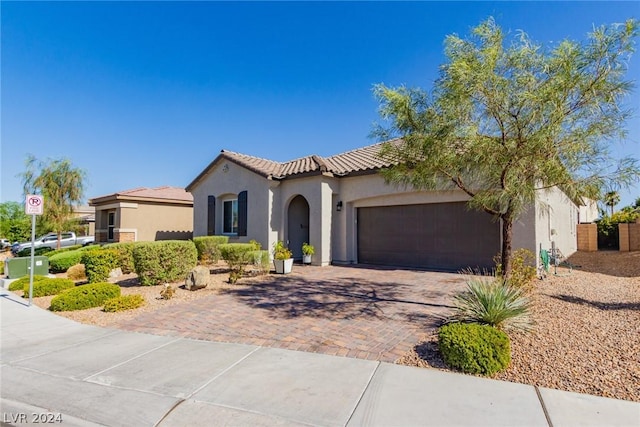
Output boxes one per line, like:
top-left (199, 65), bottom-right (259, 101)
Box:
top-left (336, 201), bottom-right (343, 211)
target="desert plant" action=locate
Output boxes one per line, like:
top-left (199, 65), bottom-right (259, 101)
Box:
top-left (193, 236), bottom-right (229, 264)
top-left (82, 249), bottom-right (118, 283)
top-left (451, 276), bottom-right (534, 332)
top-left (8, 275), bottom-right (47, 291)
top-left (49, 282), bottom-right (120, 312)
top-left (219, 243), bottom-right (255, 284)
top-left (49, 249), bottom-right (84, 273)
top-left (133, 240), bottom-right (197, 286)
top-left (159, 284), bottom-right (175, 300)
top-left (273, 240), bottom-right (292, 260)
top-left (438, 322), bottom-right (511, 376)
top-left (103, 294), bottom-right (145, 312)
top-left (104, 242), bottom-right (138, 274)
top-left (494, 248), bottom-right (537, 293)
top-left (23, 277), bottom-right (75, 298)
top-left (249, 250), bottom-right (270, 275)
top-left (66, 263), bottom-right (87, 281)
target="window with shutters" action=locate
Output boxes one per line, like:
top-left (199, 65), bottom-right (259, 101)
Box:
top-left (223, 199), bottom-right (238, 234)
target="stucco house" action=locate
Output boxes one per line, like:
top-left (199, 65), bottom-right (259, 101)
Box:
top-left (90, 186), bottom-right (193, 243)
top-left (187, 142), bottom-right (582, 271)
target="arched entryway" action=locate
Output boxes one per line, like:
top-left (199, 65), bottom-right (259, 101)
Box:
top-left (287, 195), bottom-right (310, 260)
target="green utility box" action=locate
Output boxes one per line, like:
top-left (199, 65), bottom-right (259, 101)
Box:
top-left (4, 256), bottom-right (49, 279)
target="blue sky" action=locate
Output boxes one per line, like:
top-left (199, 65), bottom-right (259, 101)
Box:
top-left (2, 1), bottom-right (639, 209)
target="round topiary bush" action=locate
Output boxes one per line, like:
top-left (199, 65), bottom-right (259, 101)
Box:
top-left (23, 277), bottom-right (75, 298)
top-left (438, 322), bottom-right (511, 376)
top-left (49, 249), bottom-right (84, 273)
top-left (103, 242), bottom-right (138, 274)
top-left (81, 249), bottom-right (118, 283)
top-left (49, 282), bottom-right (121, 312)
top-left (103, 294), bottom-right (145, 312)
top-left (133, 240), bottom-right (197, 286)
top-left (8, 275), bottom-right (47, 292)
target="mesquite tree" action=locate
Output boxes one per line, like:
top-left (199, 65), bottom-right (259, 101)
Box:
top-left (374, 18), bottom-right (639, 277)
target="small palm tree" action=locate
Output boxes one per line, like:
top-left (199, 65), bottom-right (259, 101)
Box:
top-left (20, 155), bottom-right (86, 249)
top-left (603, 191), bottom-right (620, 216)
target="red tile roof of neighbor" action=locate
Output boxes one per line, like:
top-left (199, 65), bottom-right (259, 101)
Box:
top-left (218, 139), bottom-right (401, 180)
top-left (90, 186), bottom-right (193, 204)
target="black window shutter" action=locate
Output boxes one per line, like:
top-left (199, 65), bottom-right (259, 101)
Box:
top-left (238, 191), bottom-right (247, 236)
top-left (207, 196), bottom-right (215, 236)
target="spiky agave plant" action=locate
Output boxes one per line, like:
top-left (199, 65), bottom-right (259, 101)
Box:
top-left (451, 276), bottom-right (534, 332)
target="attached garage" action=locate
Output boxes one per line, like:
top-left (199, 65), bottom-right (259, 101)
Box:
top-left (357, 202), bottom-right (500, 271)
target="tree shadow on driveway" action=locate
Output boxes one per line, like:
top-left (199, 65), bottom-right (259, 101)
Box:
top-left (220, 274), bottom-right (458, 324)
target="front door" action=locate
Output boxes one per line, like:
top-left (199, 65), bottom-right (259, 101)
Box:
top-left (287, 195), bottom-right (310, 260)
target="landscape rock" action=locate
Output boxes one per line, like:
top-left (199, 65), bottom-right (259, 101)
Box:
top-left (185, 266), bottom-right (209, 291)
top-left (109, 268), bottom-right (123, 279)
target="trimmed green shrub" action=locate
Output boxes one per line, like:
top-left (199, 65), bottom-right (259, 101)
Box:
top-left (67, 263), bottom-right (86, 281)
top-left (219, 243), bottom-right (255, 284)
top-left (23, 277), bottom-right (75, 298)
top-left (17, 246), bottom-right (53, 257)
top-left (103, 294), bottom-right (145, 312)
top-left (49, 282), bottom-right (121, 312)
top-left (103, 242), bottom-right (137, 274)
top-left (193, 236), bottom-right (229, 263)
top-left (45, 245), bottom-right (83, 258)
top-left (81, 249), bottom-right (118, 283)
top-left (8, 275), bottom-right (47, 291)
top-left (49, 249), bottom-right (84, 273)
top-left (438, 323), bottom-right (511, 376)
top-left (133, 240), bottom-right (197, 286)
top-left (452, 276), bottom-right (534, 332)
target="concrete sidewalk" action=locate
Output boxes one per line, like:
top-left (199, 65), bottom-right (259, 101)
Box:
top-left (1, 290), bottom-right (638, 427)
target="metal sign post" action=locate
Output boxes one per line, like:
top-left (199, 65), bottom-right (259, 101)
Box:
top-left (25, 195), bottom-right (44, 307)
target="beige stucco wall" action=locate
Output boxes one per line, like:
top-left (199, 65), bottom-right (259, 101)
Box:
top-left (275, 175), bottom-right (338, 265)
top-left (579, 198), bottom-right (599, 223)
top-left (190, 160), bottom-right (275, 250)
top-left (94, 201), bottom-right (192, 243)
top-left (534, 187), bottom-right (578, 259)
top-left (119, 202), bottom-right (193, 241)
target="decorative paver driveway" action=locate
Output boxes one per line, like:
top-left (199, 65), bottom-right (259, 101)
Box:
top-left (116, 265), bottom-right (468, 362)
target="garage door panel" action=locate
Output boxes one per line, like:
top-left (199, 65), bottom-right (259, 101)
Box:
top-left (357, 203), bottom-right (499, 271)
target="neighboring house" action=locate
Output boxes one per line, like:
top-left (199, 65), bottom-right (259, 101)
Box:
top-left (90, 186), bottom-right (193, 243)
top-left (72, 205), bottom-right (95, 236)
top-left (187, 142), bottom-right (583, 271)
top-left (578, 198), bottom-right (599, 223)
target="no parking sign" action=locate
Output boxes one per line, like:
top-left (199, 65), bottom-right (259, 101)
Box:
top-left (25, 195), bottom-right (44, 215)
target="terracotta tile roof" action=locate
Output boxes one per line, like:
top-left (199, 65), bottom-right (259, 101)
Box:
top-left (90, 186), bottom-right (193, 204)
top-left (219, 151), bottom-right (284, 177)
top-left (218, 140), bottom-right (401, 180)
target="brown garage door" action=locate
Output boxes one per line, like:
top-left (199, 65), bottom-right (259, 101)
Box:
top-left (357, 202), bottom-right (500, 271)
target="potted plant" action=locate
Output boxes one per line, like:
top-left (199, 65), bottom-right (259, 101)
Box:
top-left (302, 242), bottom-right (314, 264)
top-left (273, 240), bottom-right (293, 274)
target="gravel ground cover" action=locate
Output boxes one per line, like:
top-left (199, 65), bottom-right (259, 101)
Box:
top-left (398, 251), bottom-right (640, 402)
top-left (12, 251), bottom-right (640, 402)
